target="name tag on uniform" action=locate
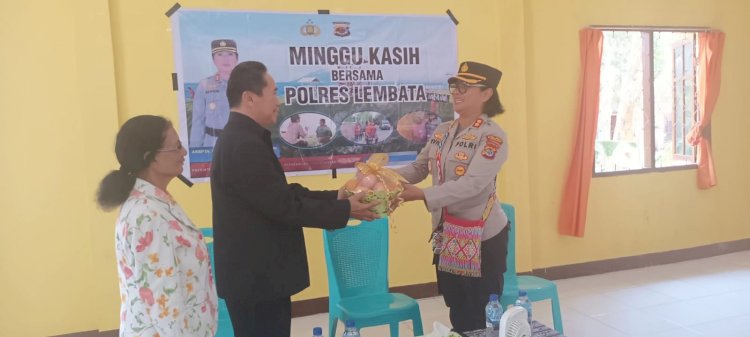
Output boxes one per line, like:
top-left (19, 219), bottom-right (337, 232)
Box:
top-left (454, 140), bottom-right (477, 149)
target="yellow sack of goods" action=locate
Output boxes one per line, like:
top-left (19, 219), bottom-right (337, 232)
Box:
top-left (343, 153), bottom-right (406, 217)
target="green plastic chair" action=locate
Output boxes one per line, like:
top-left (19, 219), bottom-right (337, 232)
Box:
top-left (499, 204), bottom-right (564, 334)
top-left (323, 217), bottom-right (424, 337)
top-left (200, 228), bottom-right (234, 337)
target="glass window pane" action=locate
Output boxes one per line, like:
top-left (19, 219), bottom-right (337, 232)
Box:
top-left (685, 44), bottom-right (694, 75)
top-left (598, 30), bottom-right (697, 171)
top-left (675, 109), bottom-right (684, 155)
top-left (595, 30), bottom-right (645, 173)
top-left (685, 82), bottom-right (695, 121)
top-left (685, 81), bottom-right (696, 156)
top-left (654, 32), bottom-right (698, 168)
top-left (675, 81), bottom-right (684, 119)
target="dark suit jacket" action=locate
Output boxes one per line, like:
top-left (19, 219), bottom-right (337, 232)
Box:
top-left (211, 112), bottom-right (350, 301)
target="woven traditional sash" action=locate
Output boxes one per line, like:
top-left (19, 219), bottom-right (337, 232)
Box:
top-left (432, 122), bottom-right (496, 277)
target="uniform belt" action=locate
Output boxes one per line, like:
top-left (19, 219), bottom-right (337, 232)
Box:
top-left (205, 126), bottom-right (222, 137)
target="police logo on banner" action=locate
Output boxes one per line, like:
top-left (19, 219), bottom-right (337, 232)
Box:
top-left (300, 20), bottom-right (321, 36)
top-left (333, 21), bottom-right (350, 37)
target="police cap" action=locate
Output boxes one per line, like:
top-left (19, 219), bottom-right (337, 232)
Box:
top-left (448, 61), bottom-right (502, 88)
top-left (211, 39), bottom-right (237, 55)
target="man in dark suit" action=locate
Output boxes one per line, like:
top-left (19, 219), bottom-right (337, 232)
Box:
top-left (211, 61), bottom-right (378, 337)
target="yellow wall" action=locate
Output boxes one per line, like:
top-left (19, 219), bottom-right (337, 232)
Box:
top-left (1, 0), bottom-right (748, 335)
top-left (524, 0), bottom-right (750, 268)
top-left (0, 1), bottom-right (119, 335)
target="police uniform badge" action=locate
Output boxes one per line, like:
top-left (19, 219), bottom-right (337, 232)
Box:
top-left (462, 133), bottom-right (477, 141)
top-left (433, 132), bottom-right (444, 141)
top-left (454, 165), bottom-right (466, 176)
top-left (481, 146), bottom-right (497, 159)
top-left (482, 134), bottom-right (502, 160)
top-left (486, 135), bottom-right (504, 146)
top-left (454, 151), bottom-right (468, 161)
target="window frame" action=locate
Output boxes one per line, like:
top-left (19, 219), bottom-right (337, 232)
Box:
top-left (592, 27), bottom-right (703, 178)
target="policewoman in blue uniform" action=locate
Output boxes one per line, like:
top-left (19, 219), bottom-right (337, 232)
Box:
top-left (398, 61), bottom-right (510, 332)
top-left (189, 39), bottom-right (238, 147)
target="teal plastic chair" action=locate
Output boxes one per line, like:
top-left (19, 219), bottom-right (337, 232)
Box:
top-left (499, 204), bottom-right (564, 334)
top-left (323, 217), bottom-right (424, 337)
top-left (200, 228), bottom-right (234, 337)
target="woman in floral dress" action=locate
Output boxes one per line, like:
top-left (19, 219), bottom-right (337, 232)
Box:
top-left (97, 115), bottom-right (218, 337)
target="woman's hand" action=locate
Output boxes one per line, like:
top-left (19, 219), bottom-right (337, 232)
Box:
top-left (400, 184), bottom-right (425, 202)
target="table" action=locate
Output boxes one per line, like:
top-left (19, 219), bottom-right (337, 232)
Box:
top-left (463, 321), bottom-right (565, 337)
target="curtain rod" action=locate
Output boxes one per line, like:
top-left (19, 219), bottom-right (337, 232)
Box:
top-left (590, 25), bottom-right (712, 32)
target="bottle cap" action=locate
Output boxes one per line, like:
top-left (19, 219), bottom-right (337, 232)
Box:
top-left (313, 327), bottom-right (322, 335)
top-left (489, 293), bottom-right (499, 301)
top-left (345, 319), bottom-right (356, 328)
top-left (519, 289), bottom-right (527, 296)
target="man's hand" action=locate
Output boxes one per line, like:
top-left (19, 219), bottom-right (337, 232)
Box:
top-left (400, 184), bottom-right (425, 202)
top-left (347, 191), bottom-right (380, 221)
top-left (337, 186), bottom-right (348, 200)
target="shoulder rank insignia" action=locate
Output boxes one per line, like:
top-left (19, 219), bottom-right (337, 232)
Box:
top-left (462, 133), bottom-right (477, 141)
top-left (472, 119), bottom-right (484, 128)
top-left (454, 151), bottom-right (468, 161)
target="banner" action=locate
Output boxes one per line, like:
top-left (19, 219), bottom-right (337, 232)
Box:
top-left (171, 9), bottom-right (457, 181)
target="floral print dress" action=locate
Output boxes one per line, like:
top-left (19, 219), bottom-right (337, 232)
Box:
top-left (116, 179), bottom-right (218, 337)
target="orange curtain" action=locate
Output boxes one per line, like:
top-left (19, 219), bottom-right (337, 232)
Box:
top-left (688, 31), bottom-right (725, 189)
top-left (557, 28), bottom-right (603, 237)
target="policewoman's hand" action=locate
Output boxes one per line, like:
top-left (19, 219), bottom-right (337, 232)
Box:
top-left (400, 184), bottom-right (425, 202)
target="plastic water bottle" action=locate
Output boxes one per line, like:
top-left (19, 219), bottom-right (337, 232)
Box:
top-left (515, 290), bottom-right (533, 327)
top-left (485, 293), bottom-right (502, 337)
top-left (313, 326), bottom-right (323, 337)
top-left (342, 319), bottom-right (361, 337)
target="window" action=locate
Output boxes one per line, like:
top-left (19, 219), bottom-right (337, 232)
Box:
top-left (595, 30), bottom-right (699, 175)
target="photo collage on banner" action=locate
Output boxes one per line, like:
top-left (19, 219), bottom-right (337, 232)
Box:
top-left (171, 9), bottom-right (457, 181)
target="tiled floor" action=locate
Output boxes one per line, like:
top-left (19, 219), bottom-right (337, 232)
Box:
top-left (291, 250), bottom-right (750, 337)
